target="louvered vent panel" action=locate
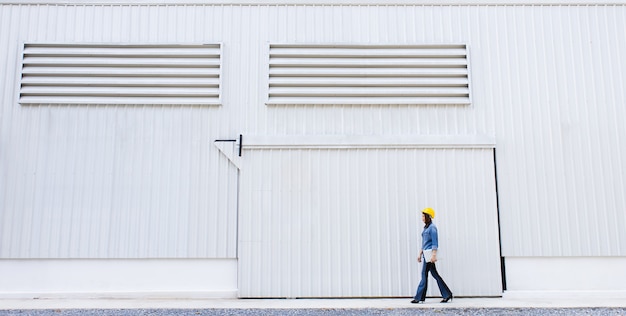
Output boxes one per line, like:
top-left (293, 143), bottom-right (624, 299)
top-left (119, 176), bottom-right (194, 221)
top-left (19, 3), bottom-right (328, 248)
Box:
top-left (268, 44), bottom-right (470, 105)
top-left (20, 44), bottom-right (221, 105)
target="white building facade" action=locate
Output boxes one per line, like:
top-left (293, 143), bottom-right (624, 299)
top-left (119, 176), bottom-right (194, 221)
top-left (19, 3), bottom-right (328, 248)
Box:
top-left (0, 0), bottom-right (625, 299)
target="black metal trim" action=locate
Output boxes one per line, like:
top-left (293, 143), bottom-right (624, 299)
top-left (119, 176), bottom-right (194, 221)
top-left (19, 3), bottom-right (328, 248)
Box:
top-left (238, 134), bottom-right (243, 157)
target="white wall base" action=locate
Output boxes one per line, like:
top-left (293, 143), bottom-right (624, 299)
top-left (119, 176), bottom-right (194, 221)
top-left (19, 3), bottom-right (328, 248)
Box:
top-left (503, 290), bottom-right (626, 300)
top-left (0, 259), bottom-right (237, 299)
top-left (505, 257), bottom-right (626, 297)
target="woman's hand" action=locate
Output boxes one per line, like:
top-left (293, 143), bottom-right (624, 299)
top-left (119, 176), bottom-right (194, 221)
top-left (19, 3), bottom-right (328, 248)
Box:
top-left (418, 251), bottom-right (423, 262)
top-left (430, 250), bottom-right (438, 263)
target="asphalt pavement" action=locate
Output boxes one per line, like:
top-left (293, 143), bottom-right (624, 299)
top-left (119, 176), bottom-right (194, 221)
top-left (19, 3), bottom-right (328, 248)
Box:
top-left (1, 307), bottom-right (626, 316)
top-left (2, 295), bottom-right (626, 315)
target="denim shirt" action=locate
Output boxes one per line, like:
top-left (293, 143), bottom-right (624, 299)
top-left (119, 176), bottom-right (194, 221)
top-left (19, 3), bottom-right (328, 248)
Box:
top-left (421, 223), bottom-right (439, 251)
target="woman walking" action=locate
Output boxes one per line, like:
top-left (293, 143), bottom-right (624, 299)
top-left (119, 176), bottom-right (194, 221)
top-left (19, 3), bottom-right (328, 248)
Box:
top-left (411, 207), bottom-right (453, 304)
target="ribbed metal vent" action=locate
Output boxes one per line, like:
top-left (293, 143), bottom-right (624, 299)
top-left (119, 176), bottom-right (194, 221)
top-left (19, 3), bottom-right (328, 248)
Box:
top-left (19, 43), bottom-right (221, 105)
top-left (268, 44), bottom-right (470, 105)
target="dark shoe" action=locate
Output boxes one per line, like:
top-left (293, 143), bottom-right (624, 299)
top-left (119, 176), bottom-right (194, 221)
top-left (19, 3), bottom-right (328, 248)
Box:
top-left (440, 295), bottom-right (453, 303)
top-left (410, 299), bottom-right (422, 304)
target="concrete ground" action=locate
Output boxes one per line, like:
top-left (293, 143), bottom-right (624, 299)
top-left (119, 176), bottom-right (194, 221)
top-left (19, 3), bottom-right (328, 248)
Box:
top-left (2, 294), bottom-right (626, 310)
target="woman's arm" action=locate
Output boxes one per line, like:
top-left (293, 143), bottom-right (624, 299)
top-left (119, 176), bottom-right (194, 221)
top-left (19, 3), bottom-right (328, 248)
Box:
top-left (430, 226), bottom-right (439, 263)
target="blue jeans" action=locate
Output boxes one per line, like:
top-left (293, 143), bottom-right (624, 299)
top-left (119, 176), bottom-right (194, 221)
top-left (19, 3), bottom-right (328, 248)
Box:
top-left (414, 261), bottom-right (452, 301)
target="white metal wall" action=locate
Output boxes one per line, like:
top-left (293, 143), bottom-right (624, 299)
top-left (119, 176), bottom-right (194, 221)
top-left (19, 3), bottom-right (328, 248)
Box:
top-left (1, 2), bottom-right (625, 262)
top-left (0, 104), bottom-right (239, 258)
top-left (487, 5), bottom-right (626, 257)
top-left (238, 147), bottom-right (502, 297)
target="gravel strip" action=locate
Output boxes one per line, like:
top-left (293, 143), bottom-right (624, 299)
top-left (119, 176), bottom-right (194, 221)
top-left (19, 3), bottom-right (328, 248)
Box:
top-left (1, 309), bottom-right (626, 316)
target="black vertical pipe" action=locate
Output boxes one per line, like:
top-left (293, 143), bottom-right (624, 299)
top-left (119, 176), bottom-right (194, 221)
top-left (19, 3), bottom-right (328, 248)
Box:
top-left (493, 148), bottom-right (507, 292)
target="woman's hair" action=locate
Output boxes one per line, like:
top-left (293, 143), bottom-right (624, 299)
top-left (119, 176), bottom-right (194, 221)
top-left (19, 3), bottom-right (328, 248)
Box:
top-left (423, 213), bottom-right (432, 227)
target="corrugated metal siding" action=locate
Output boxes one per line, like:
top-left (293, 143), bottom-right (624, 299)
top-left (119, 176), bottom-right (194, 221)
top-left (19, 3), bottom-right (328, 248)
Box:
top-left (0, 105), bottom-right (239, 258)
top-left (238, 148), bottom-right (501, 297)
top-left (0, 5), bottom-right (238, 258)
top-left (490, 5), bottom-right (626, 256)
top-left (1, 3), bottom-right (625, 260)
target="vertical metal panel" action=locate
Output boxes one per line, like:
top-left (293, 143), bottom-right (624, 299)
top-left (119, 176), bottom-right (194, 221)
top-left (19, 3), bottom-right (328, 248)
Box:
top-left (0, 4), bottom-right (238, 258)
top-left (0, 2), bottom-right (624, 267)
top-left (0, 104), bottom-right (238, 258)
top-left (239, 148), bottom-right (501, 297)
top-left (490, 5), bottom-right (626, 257)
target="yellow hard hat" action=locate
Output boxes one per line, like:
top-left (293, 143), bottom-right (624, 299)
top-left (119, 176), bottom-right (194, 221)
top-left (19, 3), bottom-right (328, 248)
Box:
top-left (422, 207), bottom-right (435, 219)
